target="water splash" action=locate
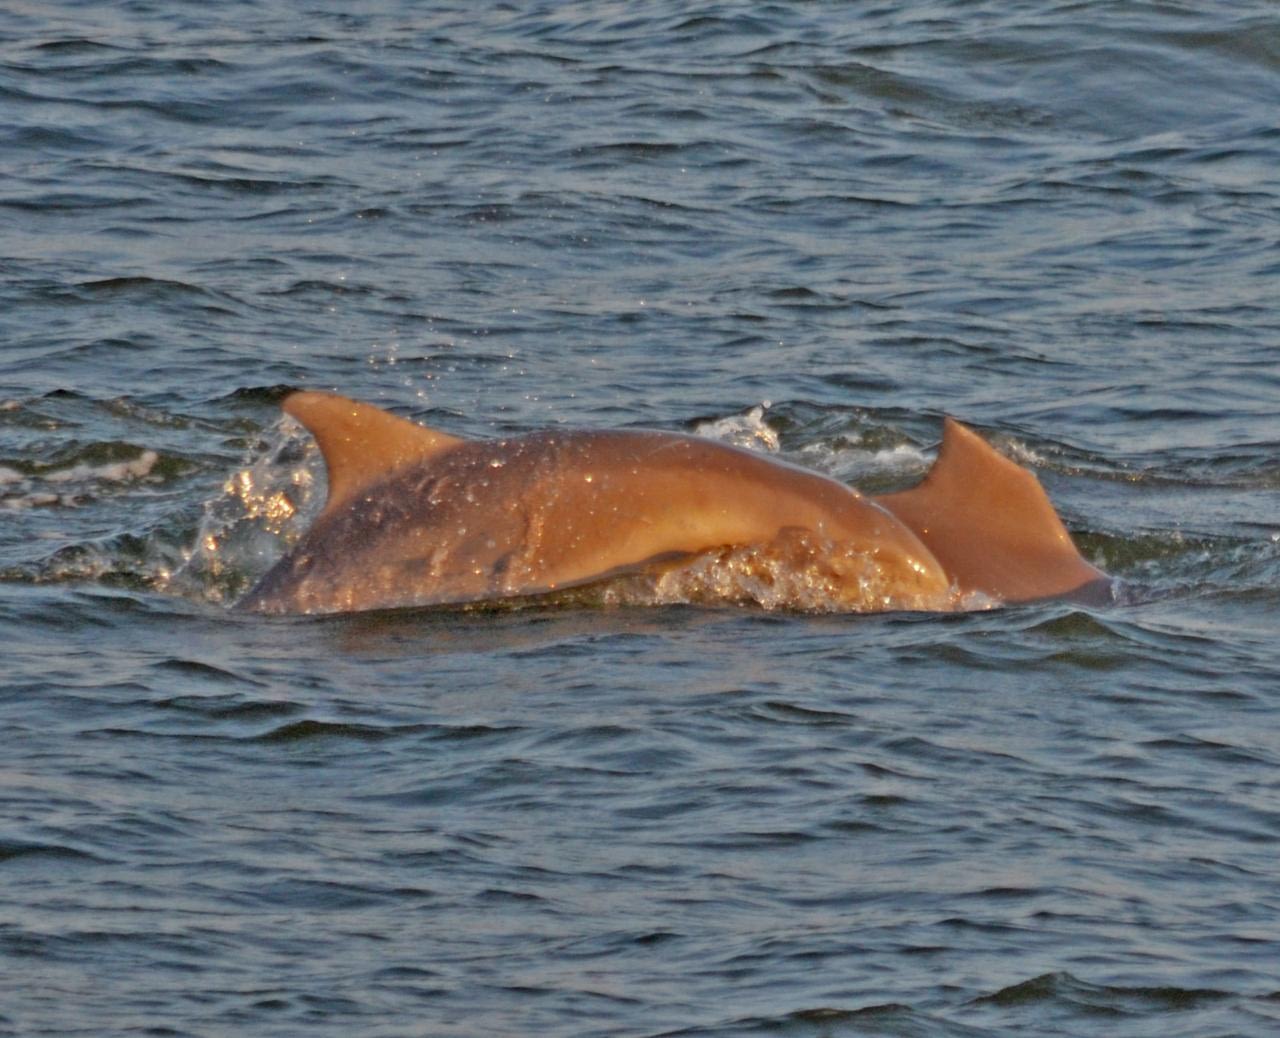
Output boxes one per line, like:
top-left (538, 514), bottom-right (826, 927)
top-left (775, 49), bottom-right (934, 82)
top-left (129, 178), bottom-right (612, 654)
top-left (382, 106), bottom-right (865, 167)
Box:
top-left (561, 530), bottom-right (997, 614)
top-left (693, 404), bottom-right (780, 452)
top-left (165, 418), bottom-right (321, 605)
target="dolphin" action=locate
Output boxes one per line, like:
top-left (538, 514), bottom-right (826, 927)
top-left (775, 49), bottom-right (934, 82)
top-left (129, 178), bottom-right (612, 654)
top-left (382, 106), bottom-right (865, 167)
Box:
top-left (237, 391), bottom-right (1108, 615)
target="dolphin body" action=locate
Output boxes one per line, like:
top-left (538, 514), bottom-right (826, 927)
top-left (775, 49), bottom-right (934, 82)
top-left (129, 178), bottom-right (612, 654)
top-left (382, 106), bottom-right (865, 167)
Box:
top-left (237, 391), bottom-right (1108, 615)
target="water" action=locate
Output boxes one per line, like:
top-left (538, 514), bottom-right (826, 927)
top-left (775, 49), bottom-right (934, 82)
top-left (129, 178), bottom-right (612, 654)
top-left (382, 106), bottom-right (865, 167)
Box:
top-left (2, 1), bottom-right (1279, 1034)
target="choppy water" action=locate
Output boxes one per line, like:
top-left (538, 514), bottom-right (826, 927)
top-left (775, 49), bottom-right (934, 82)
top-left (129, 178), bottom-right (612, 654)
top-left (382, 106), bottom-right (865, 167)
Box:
top-left (3, 2), bottom-right (1279, 1035)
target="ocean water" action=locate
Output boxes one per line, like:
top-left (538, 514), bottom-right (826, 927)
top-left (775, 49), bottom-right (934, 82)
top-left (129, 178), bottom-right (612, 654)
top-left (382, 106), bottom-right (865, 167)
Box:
top-left (2, 2), bottom-right (1279, 1035)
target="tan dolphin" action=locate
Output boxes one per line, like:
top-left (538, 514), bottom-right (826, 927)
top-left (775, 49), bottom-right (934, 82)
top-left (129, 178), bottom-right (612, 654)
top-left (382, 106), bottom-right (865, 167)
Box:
top-left (237, 391), bottom-right (1108, 615)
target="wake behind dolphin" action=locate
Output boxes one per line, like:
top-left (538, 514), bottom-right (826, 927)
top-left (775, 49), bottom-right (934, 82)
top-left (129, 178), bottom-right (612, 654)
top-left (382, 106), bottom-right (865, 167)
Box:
top-left (238, 392), bottom-right (1108, 615)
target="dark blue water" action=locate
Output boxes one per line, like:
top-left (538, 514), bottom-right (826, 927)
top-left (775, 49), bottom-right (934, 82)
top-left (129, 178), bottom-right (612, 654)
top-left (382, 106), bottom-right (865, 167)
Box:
top-left (3, 2), bottom-right (1279, 1035)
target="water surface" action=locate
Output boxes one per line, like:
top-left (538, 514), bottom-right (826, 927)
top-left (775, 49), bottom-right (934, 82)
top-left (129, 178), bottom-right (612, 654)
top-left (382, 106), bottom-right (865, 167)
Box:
top-left (2, 2), bottom-right (1279, 1035)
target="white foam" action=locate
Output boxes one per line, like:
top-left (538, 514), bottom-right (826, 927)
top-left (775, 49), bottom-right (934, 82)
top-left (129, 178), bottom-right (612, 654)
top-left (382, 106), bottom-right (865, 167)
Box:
top-left (694, 404), bottom-right (779, 452)
top-left (1, 449), bottom-right (161, 511)
top-left (999, 438), bottom-right (1046, 467)
top-left (45, 450), bottom-right (159, 485)
top-left (863, 442), bottom-right (931, 470)
top-left (800, 440), bottom-right (932, 482)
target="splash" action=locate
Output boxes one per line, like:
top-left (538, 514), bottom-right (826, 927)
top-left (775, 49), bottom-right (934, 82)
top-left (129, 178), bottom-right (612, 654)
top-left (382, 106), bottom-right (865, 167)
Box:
top-left (165, 419), bottom-right (321, 605)
top-left (583, 529), bottom-right (995, 614)
top-left (693, 404), bottom-right (780, 452)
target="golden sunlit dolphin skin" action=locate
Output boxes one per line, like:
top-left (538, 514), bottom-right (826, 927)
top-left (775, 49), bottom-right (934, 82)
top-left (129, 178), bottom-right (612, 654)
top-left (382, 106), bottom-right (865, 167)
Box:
top-left (237, 391), bottom-right (1109, 615)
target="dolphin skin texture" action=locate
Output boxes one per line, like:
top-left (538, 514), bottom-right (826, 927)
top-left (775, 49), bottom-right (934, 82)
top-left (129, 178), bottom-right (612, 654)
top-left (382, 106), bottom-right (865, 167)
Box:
top-left (237, 392), bottom-right (1109, 615)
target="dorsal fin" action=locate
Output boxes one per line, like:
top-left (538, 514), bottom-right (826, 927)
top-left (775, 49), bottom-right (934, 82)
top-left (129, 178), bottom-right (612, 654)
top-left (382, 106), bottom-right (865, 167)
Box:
top-left (873, 419), bottom-right (1106, 602)
top-left (282, 391), bottom-right (465, 514)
